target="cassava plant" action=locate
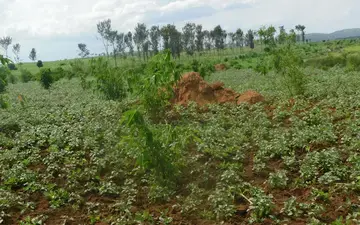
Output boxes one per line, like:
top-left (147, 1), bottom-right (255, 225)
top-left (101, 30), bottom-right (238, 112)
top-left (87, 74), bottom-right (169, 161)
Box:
top-left (272, 38), bottom-right (306, 96)
top-left (39, 68), bottom-right (54, 90)
top-left (135, 49), bottom-right (180, 120)
top-left (120, 109), bottom-right (179, 184)
top-left (91, 57), bottom-right (127, 100)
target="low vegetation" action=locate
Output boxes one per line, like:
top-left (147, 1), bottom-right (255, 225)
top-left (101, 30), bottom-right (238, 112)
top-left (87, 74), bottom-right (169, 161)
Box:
top-left (1, 28), bottom-right (360, 225)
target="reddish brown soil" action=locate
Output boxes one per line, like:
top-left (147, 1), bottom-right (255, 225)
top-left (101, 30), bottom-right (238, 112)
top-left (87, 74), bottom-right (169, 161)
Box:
top-left (237, 90), bottom-right (265, 105)
top-left (214, 63), bottom-right (227, 71)
top-left (172, 72), bottom-right (264, 107)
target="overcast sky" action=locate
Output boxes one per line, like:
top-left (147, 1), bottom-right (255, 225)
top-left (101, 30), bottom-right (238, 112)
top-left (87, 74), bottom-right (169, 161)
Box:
top-left (0, 0), bottom-right (359, 61)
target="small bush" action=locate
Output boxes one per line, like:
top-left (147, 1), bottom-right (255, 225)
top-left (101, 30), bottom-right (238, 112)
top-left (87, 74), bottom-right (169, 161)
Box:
top-left (52, 67), bottom-right (69, 81)
top-left (7, 63), bottom-right (17, 70)
top-left (190, 59), bottom-right (200, 72)
top-left (7, 74), bottom-right (17, 84)
top-left (91, 58), bottom-right (127, 101)
top-left (346, 53), bottom-right (360, 71)
top-left (306, 54), bottom-right (346, 70)
top-left (0, 95), bottom-right (9, 109)
top-left (39, 68), bottom-right (53, 89)
top-left (36, 60), bottom-right (44, 68)
top-left (69, 59), bottom-right (87, 80)
top-left (20, 69), bottom-right (33, 83)
top-left (0, 67), bottom-right (10, 93)
top-left (273, 44), bottom-right (307, 96)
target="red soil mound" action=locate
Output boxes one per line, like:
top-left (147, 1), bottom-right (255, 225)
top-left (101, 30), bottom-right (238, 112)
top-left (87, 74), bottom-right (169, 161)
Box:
top-left (172, 72), bottom-right (264, 107)
top-left (214, 63), bottom-right (227, 71)
top-left (237, 90), bottom-right (265, 105)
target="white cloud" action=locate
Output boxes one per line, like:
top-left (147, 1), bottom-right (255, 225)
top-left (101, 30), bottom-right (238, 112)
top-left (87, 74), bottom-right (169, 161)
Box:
top-left (0, 0), bottom-right (359, 61)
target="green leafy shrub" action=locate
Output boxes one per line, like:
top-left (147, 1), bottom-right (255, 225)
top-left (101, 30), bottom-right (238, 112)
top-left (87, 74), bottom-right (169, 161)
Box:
top-left (249, 188), bottom-right (274, 222)
top-left (346, 53), bottom-right (360, 71)
top-left (272, 44), bottom-right (307, 96)
top-left (306, 54), bottom-right (346, 70)
top-left (52, 67), bottom-right (69, 81)
top-left (7, 73), bottom-right (17, 84)
top-left (190, 59), bottom-right (200, 72)
top-left (0, 95), bottom-right (9, 109)
top-left (120, 109), bottom-right (179, 183)
top-left (92, 57), bottom-right (127, 100)
top-left (36, 60), bottom-right (43, 68)
top-left (20, 69), bottom-right (33, 83)
top-left (137, 50), bottom-right (180, 119)
top-left (7, 63), bottom-right (17, 70)
top-left (39, 68), bottom-right (54, 89)
top-left (0, 67), bottom-right (10, 93)
top-left (268, 170), bottom-right (288, 189)
top-left (69, 59), bottom-right (87, 80)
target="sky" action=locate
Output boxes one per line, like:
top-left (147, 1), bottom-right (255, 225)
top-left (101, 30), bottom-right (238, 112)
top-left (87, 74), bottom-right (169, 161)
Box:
top-left (0, 0), bottom-right (359, 62)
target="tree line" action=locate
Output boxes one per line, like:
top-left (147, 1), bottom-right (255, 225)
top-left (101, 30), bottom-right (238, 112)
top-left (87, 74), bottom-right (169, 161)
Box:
top-left (77, 20), bottom-right (306, 63)
top-left (0, 21), bottom-right (306, 64)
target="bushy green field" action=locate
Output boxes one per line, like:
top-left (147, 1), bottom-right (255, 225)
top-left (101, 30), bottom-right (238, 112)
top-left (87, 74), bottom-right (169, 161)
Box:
top-left (1, 40), bottom-right (360, 225)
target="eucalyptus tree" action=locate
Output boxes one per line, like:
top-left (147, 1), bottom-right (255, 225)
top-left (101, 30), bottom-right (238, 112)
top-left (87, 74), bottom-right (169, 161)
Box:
top-left (116, 33), bottom-right (126, 57)
top-left (160, 26), bottom-right (171, 50)
top-left (246, 29), bottom-right (255, 49)
top-left (227, 32), bottom-right (235, 49)
top-left (0, 36), bottom-right (12, 58)
top-left (96, 19), bottom-right (112, 58)
top-left (211, 25), bottom-right (227, 53)
top-left (78, 43), bottom-right (90, 58)
top-left (108, 30), bottom-right (119, 66)
top-left (169, 25), bottom-right (182, 59)
top-left (295, 25), bottom-right (306, 42)
top-left (182, 23), bottom-right (196, 56)
top-left (234, 28), bottom-right (244, 47)
top-left (278, 26), bottom-right (287, 44)
top-left (203, 30), bottom-right (212, 52)
top-left (134, 23), bottom-right (149, 60)
top-left (195, 25), bottom-right (205, 53)
top-left (12, 43), bottom-right (21, 63)
top-left (150, 25), bottom-right (161, 55)
top-left (29, 48), bottom-right (37, 62)
top-left (124, 32), bottom-right (134, 56)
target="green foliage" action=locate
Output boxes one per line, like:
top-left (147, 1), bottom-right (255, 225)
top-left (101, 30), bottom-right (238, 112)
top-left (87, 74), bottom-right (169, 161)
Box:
top-left (0, 67), bottom-right (10, 93)
top-left (45, 188), bottom-right (69, 208)
top-left (249, 188), bottom-right (275, 222)
top-left (7, 73), bottom-right (17, 84)
top-left (138, 50), bottom-right (180, 119)
top-left (0, 55), bottom-right (11, 65)
top-left (91, 57), bottom-right (127, 100)
top-left (52, 67), bottom-right (69, 81)
top-left (7, 63), bottom-right (17, 70)
top-left (39, 68), bottom-right (54, 89)
top-left (272, 44), bottom-right (307, 96)
top-left (69, 58), bottom-right (87, 80)
top-left (36, 60), bottom-right (43, 68)
top-left (120, 109), bottom-right (179, 183)
top-left (268, 170), bottom-right (288, 189)
top-left (20, 69), bottom-right (34, 83)
top-left (0, 95), bottom-right (9, 109)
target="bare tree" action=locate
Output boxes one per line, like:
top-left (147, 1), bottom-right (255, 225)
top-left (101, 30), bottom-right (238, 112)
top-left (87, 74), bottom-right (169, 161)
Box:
top-left (124, 32), bottom-right (134, 56)
top-left (29, 48), bottom-right (37, 62)
top-left (96, 19), bottom-right (112, 58)
top-left (134, 23), bottom-right (149, 60)
top-left (0, 36), bottom-right (12, 58)
top-left (150, 25), bottom-right (161, 55)
top-left (295, 25), bottom-right (306, 43)
top-left (78, 43), bottom-right (90, 58)
top-left (12, 43), bottom-right (21, 63)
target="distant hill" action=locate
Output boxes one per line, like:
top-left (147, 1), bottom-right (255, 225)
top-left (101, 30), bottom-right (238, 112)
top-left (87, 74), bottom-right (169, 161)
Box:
top-left (306, 28), bottom-right (360, 42)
